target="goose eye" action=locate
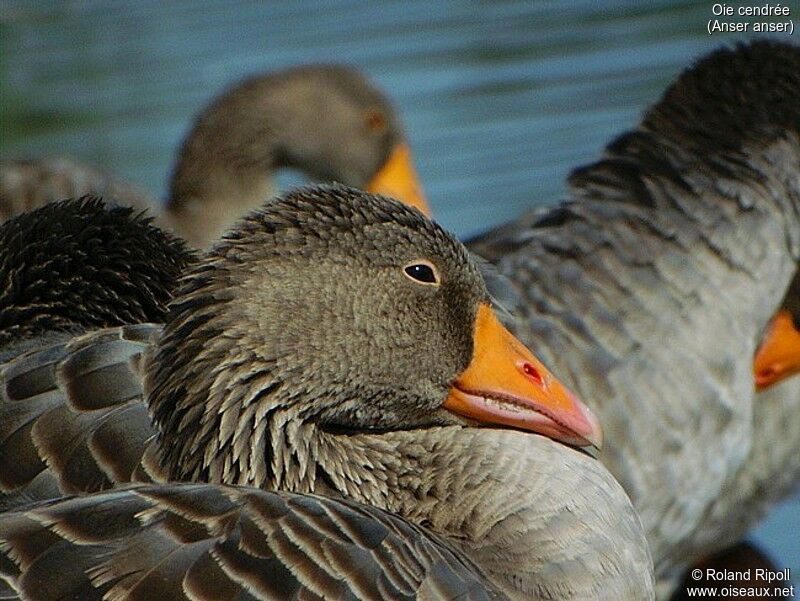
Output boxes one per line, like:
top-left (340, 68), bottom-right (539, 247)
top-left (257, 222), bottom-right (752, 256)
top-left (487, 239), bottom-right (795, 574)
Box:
top-left (365, 108), bottom-right (388, 133)
top-left (403, 261), bottom-right (439, 285)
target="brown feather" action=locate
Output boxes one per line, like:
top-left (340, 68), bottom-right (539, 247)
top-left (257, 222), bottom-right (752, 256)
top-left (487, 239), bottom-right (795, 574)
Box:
top-left (1, 484), bottom-right (505, 601)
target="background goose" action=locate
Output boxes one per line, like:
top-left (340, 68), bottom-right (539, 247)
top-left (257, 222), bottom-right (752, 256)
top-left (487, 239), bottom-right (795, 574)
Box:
top-left (0, 158), bottom-right (152, 220)
top-left (467, 40), bottom-right (800, 597)
top-left (0, 188), bottom-right (653, 599)
top-left (750, 281), bottom-right (800, 521)
top-left (0, 64), bottom-right (430, 248)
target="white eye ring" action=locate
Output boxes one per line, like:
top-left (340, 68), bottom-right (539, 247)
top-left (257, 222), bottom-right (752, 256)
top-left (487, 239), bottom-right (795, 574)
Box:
top-left (403, 259), bottom-right (440, 286)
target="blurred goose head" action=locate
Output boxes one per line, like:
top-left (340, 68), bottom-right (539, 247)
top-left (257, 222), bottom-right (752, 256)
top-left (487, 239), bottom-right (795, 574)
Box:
top-left (166, 65), bottom-right (429, 248)
top-left (1, 65), bottom-right (429, 249)
top-left (754, 274), bottom-right (800, 390)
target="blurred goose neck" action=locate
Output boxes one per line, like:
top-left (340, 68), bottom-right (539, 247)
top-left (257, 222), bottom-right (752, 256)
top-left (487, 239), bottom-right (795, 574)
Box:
top-left (166, 92), bottom-right (281, 248)
top-left (164, 66), bottom-right (403, 248)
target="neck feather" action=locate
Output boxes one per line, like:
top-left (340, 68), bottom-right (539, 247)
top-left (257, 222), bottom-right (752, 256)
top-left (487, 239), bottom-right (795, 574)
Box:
top-left (278, 424), bottom-right (654, 600)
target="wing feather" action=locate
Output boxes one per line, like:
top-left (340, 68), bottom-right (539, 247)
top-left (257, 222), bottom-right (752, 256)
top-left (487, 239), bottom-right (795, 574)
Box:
top-left (0, 326), bottom-right (159, 508)
top-left (0, 484), bottom-right (504, 601)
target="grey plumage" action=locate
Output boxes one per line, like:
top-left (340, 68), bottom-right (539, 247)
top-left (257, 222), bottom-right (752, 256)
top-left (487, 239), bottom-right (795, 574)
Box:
top-left (0, 158), bottom-right (152, 222)
top-left (1, 483), bottom-right (504, 601)
top-left (165, 65), bottom-right (413, 247)
top-left (468, 40), bottom-right (800, 596)
top-left (685, 275), bottom-right (800, 569)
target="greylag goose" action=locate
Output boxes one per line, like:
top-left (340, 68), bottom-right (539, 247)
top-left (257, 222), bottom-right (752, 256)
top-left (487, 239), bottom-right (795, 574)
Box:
top-left (467, 40), bottom-right (800, 597)
top-left (0, 64), bottom-right (430, 248)
top-left (0, 188), bottom-right (653, 599)
top-left (749, 281), bottom-right (800, 517)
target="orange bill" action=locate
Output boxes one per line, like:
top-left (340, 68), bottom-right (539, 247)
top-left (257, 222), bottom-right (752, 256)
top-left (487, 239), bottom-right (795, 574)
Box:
top-left (365, 143), bottom-right (432, 216)
top-left (754, 309), bottom-right (800, 390)
top-left (444, 304), bottom-right (603, 450)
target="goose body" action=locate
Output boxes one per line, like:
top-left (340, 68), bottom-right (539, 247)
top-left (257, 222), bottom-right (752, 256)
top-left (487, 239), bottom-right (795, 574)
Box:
top-left (0, 158), bottom-right (153, 220)
top-left (1, 65), bottom-right (429, 248)
top-left (468, 41), bottom-right (800, 596)
top-left (687, 285), bottom-right (800, 562)
top-left (0, 191), bottom-right (653, 600)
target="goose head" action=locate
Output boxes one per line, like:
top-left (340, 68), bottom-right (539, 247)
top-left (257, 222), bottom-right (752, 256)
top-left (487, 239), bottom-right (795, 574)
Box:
top-left (754, 273), bottom-right (800, 390)
top-left (166, 65), bottom-right (429, 248)
top-left (147, 184), bottom-right (601, 486)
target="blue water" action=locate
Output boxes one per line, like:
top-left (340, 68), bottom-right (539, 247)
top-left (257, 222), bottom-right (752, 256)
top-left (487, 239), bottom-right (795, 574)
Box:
top-left (1, 0), bottom-right (797, 589)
